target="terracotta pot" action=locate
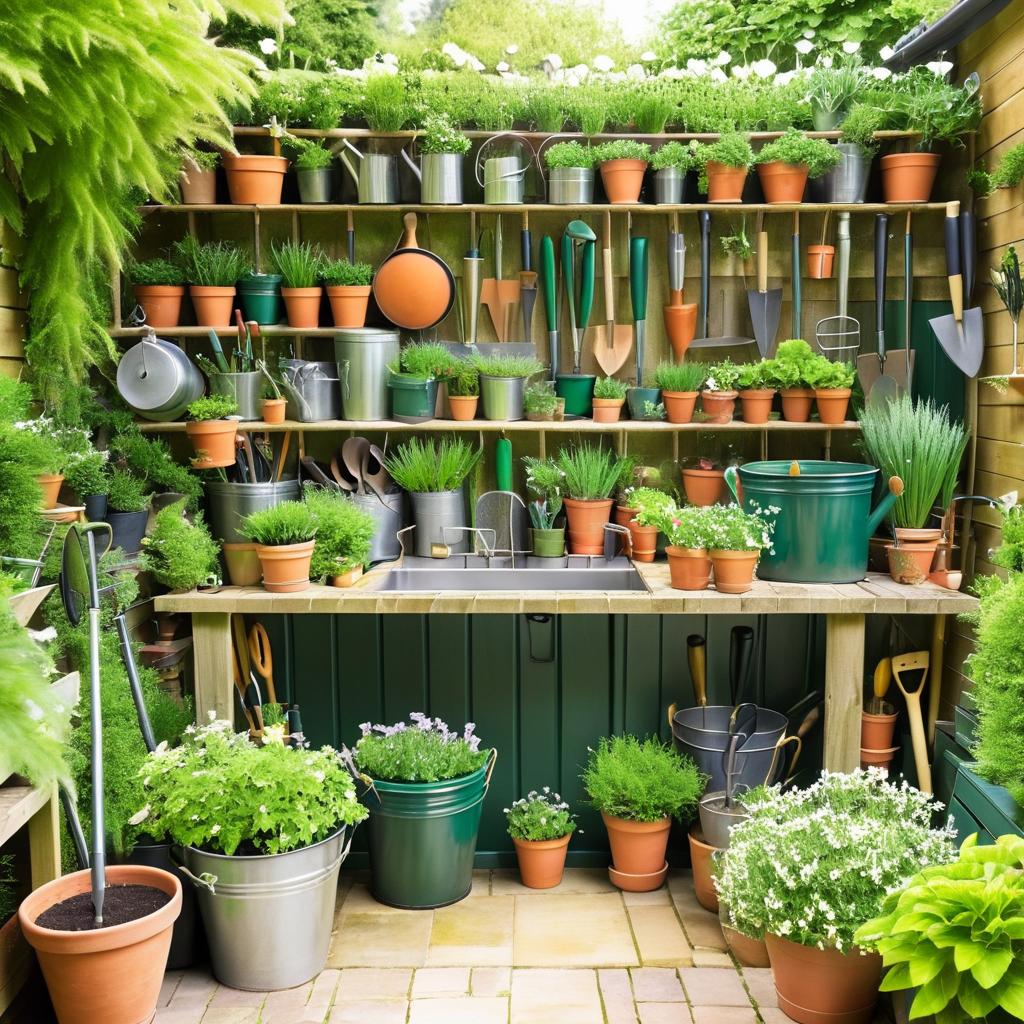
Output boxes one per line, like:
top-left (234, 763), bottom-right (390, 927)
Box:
top-left (666, 546), bottom-right (711, 590)
top-left (682, 468), bottom-right (725, 506)
top-left (893, 527), bottom-right (942, 545)
top-left (710, 550), bottom-right (759, 594)
top-left (627, 521), bottom-right (658, 563)
top-left (688, 826), bottom-right (719, 912)
top-left (614, 505), bottom-right (635, 558)
top-left (222, 153), bottom-right (289, 205)
top-left (780, 388), bottom-right (814, 422)
top-left (326, 285), bottom-right (371, 328)
top-left (189, 285), bottom-right (235, 328)
top-left (706, 162), bottom-right (747, 203)
top-left (701, 389), bottom-right (737, 424)
top-left (222, 543), bottom-right (261, 586)
top-left (185, 419), bottom-right (237, 469)
top-left (448, 395), bottom-right (479, 421)
top-left (815, 388), bottom-right (852, 425)
top-left (256, 540), bottom-right (316, 593)
top-left (600, 159), bottom-right (648, 204)
top-left (860, 745), bottom-right (899, 772)
top-left (262, 398), bottom-right (287, 424)
top-left (664, 304), bottom-right (698, 359)
top-left (757, 161), bottom-right (808, 204)
top-left (133, 285), bottom-right (184, 329)
top-left (721, 912), bottom-right (770, 968)
top-left (281, 286), bottom-right (322, 329)
top-left (765, 934), bottom-right (882, 1024)
top-left (513, 834), bottom-right (571, 889)
top-left (807, 245), bottom-right (835, 279)
top-left (564, 497), bottom-right (614, 555)
top-left (861, 709), bottom-right (898, 749)
top-left (331, 565), bottom-right (363, 588)
top-left (592, 397), bottom-right (625, 423)
top-left (739, 388), bottom-right (776, 424)
top-left (880, 153), bottom-right (941, 204)
top-left (663, 390), bottom-right (698, 424)
top-left (602, 812), bottom-right (670, 882)
top-left (19, 864), bottom-right (182, 1024)
top-left (37, 473), bottom-right (64, 510)
top-left (609, 861), bottom-right (670, 892)
top-left (886, 543), bottom-right (935, 585)
top-left (180, 159), bottom-right (217, 204)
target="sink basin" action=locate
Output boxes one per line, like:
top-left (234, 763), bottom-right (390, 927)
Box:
top-left (376, 567), bottom-right (649, 592)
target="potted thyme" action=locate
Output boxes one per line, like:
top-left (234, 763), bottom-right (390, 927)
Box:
top-left (184, 394), bottom-right (238, 470)
top-left (545, 141), bottom-right (598, 205)
top-left (695, 133), bottom-right (755, 203)
top-left (591, 376), bottom-right (628, 423)
top-left (651, 142), bottom-right (696, 204)
top-left (304, 486), bottom-right (375, 588)
top-left (105, 469), bottom-right (152, 555)
top-left (474, 353), bottom-right (545, 421)
top-left (593, 140), bottom-right (651, 204)
top-left (506, 789), bottom-right (578, 889)
top-left (387, 341), bottom-right (458, 423)
top-left (754, 130), bottom-right (841, 204)
top-left (447, 358), bottom-right (480, 421)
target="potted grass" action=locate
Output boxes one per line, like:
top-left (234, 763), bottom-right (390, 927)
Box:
top-left (618, 487), bottom-right (674, 562)
top-left (474, 353), bottom-right (545, 421)
top-left (414, 113), bottom-right (471, 205)
top-left (286, 138), bottom-right (334, 204)
top-left (507, 789), bottom-right (578, 889)
top-left (557, 443), bottom-right (629, 555)
top-left (771, 339), bottom-right (819, 421)
top-left (545, 141), bottom-right (598, 205)
top-left (592, 376), bottom-right (628, 422)
top-left (701, 359), bottom-right (741, 423)
top-left (270, 240), bottom-right (324, 329)
top-left (682, 456), bottom-right (726, 507)
top-left (651, 142), bottom-right (695, 205)
top-left (523, 455), bottom-right (566, 558)
top-left (525, 381), bottom-right (563, 422)
top-left (304, 486), bottom-right (374, 588)
top-left (172, 236), bottom-right (248, 328)
top-left (321, 258), bottom-right (373, 328)
top-left (184, 395), bottom-right (238, 470)
top-left (180, 148), bottom-right (219, 204)
top-left (388, 341), bottom-right (457, 423)
top-left (704, 503), bottom-right (774, 593)
top-left (223, 149), bottom-right (289, 205)
top-left (105, 469), bottom-right (151, 555)
top-left (737, 361), bottom-right (777, 424)
top-left (583, 735), bottom-right (702, 892)
top-left (350, 714), bottom-right (493, 908)
top-left (754, 130), bottom-right (841, 204)
top-left (654, 361), bottom-right (707, 424)
top-left (806, 358), bottom-right (856, 424)
top-left (238, 499), bottom-right (318, 592)
top-left (447, 359), bottom-right (480, 421)
top-left (641, 502), bottom-right (713, 590)
top-left (130, 257), bottom-right (186, 329)
top-left (594, 140), bottom-right (651, 204)
top-left (384, 437), bottom-right (480, 557)
top-left (717, 770), bottom-right (955, 1024)
top-left (695, 133), bottom-right (755, 203)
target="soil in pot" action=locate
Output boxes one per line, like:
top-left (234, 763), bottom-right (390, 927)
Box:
top-left (592, 397), bottom-right (624, 423)
top-left (281, 287), bottom-right (322, 329)
top-left (448, 395), bottom-right (479, 421)
top-left (327, 285), bottom-right (371, 328)
top-left (564, 498), bottom-right (613, 555)
top-left (815, 388), bottom-right (851, 425)
top-left (600, 159), bottom-right (647, 203)
top-left (627, 521), bottom-right (658, 563)
top-left (513, 834), bottom-right (571, 889)
top-left (739, 388), bottom-right (775, 424)
top-left (37, 473), bottom-right (64, 509)
top-left (682, 468), bottom-right (726, 506)
top-left (257, 540), bottom-right (315, 593)
top-left (701, 389), bottom-right (737, 424)
top-left (711, 550), bottom-right (759, 594)
top-left (780, 388), bottom-right (814, 422)
top-left (663, 390), bottom-right (698, 424)
top-left (807, 245), bottom-right (835, 279)
top-left (134, 285), bottom-right (184, 329)
top-left (688, 825), bottom-right (720, 912)
top-left (880, 153), bottom-right (941, 203)
top-left (706, 163), bottom-right (747, 203)
top-left (36, 885), bottom-right (171, 930)
top-left (666, 546), bottom-right (711, 590)
top-left (757, 162), bottom-right (808, 203)
top-left (190, 285), bottom-right (235, 328)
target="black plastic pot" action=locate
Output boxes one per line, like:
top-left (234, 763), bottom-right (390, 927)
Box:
top-left (106, 510), bottom-right (148, 554)
top-left (84, 494), bottom-right (108, 522)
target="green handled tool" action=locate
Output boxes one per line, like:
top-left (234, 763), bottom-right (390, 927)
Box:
top-left (629, 235), bottom-right (649, 386)
top-left (495, 437), bottom-right (513, 492)
top-left (206, 329), bottom-right (231, 373)
top-left (561, 220), bottom-right (597, 375)
top-left (540, 235), bottom-right (558, 377)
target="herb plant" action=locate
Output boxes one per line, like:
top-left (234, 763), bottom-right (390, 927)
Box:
top-left (239, 501), bottom-right (318, 546)
top-left (990, 142), bottom-right (1024, 190)
top-left (187, 395), bottom-right (237, 421)
top-left (419, 112), bottom-right (471, 155)
top-left (654, 361), bottom-right (707, 393)
top-left (806, 60), bottom-right (865, 120)
top-left (393, 341), bottom-right (458, 381)
top-left (755, 130), bottom-right (841, 178)
top-left (884, 67), bottom-right (981, 151)
top-left (593, 376), bottom-right (628, 400)
top-left (362, 72), bottom-right (409, 132)
top-left (138, 501), bottom-right (220, 591)
top-left (321, 258), bottom-right (373, 287)
top-left (593, 140), bottom-right (652, 164)
top-left (702, 503), bottom-right (775, 552)
top-left (474, 354), bottom-right (545, 379)
top-left (64, 449), bottom-right (109, 499)
top-left (524, 381), bottom-right (558, 418)
top-left (637, 503), bottom-right (711, 550)
top-left (447, 359), bottom-right (479, 398)
top-left (172, 237), bottom-right (248, 287)
top-left (303, 487), bottom-right (375, 579)
top-left (840, 103), bottom-right (884, 154)
top-left (106, 470), bottom-right (149, 513)
top-left (523, 455), bottom-right (564, 529)
top-left (634, 87), bottom-right (677, 135)
top-left (384, 437), bottom-right (480, 493)
top-left (695, 133), bottom-right (754, 193)
top-left (109, 429), bottom-right (203, 509)
top-left (705, 360), bottom-right (741, 392)
top-left (354, 714), bottom-right (489, 783)
top-left (544, 141), bottom-right (597, 169)
top-left (736, 361), bottom-right (775, 390)
top-left (805, 359), bottom-right (855, 390)
top-left (270, 240), bottom-right (324, 289)
top-left (651, 142), bottom-right (695, 173)
top-left (131, 258), bottom-right (185, 286)
top-left (557, 443), bottom-right (627, 501)
top-left (991, 501), bottom-right (1024, 575)
top-left (286, 137), bottom-right (334, 170)
top-left (506, 788), bottom-right (577, 842)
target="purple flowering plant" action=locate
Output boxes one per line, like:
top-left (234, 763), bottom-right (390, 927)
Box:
top-left (354, 713), bottom-right (490, 783)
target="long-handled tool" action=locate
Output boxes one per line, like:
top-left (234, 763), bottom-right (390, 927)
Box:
top-left (540, 235), bottom-right (559, 378)
top-left (891, 651), bottom-right (931, 793)
top-left (347, 209), bottom-right (356, 264)
top-left (687, 634), bottom-right (707, 706)
top-left (519, 212), bottom-right (537, 344)
top-left (480, 215), bottom-right (521, 342)
top-left (463, 214), bottom-right (483, 346)
top-left (791, 211), bottom-right (802, 339)
top-left (691, 210), bottom-right (757, 350)
top-left (629, 233), bottom-right (649, 385)
top-left (816, 213), bottom-right (860, 361)
top-left (859, 214), bottom-right (907, 406)
top-left (561, 220), bottom-right (597, 374)
top-left (903, 212), bottom-right (915, 391)
top-left (590, 211), bottom-right (633, 375)
top-left (866, 657), bottom-right (893, 715)
top-left (248, 621), bottom-right (278, 705)
top-left (728, 625), bottom-right (755, 705)
top-left (747, 211), bottom-right (782, 356)
top-left (663, 214), bottom-right (697, 361)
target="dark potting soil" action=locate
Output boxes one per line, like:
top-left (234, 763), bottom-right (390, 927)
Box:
top-left (35, 884), bottom-right (170, 931)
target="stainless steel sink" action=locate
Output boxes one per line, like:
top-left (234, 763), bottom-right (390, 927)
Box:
top-left (375, 558), bottom-right (648, 592)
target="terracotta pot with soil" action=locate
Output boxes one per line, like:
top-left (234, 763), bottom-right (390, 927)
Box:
top-left (806, 245), bottom-right (835, 279)
top-left (880, 153), bottom-right (941, 203)
top-left (262, 398), bottom-right (287, 424)
top-left (664, 304), bottom-right (698, 359)
top-left (780, 388), bottom-right (815, 422)
top-left (281, 286), bottom-right (322, 329)
top-left (564, 498), bottom-right (614, 555)
top-left (688, 825), bottom-right (719, 912)
top-left (223, 153), bottom-right (289, 205)
top-left (448, 395), bottom-right (479, 421)
top-left (701, 389), bottom-right (738, 424)
top-left (256, 540), bottom-right (316, 593)
top-left (706, 163), bottom-right (747, 203)
top-left (815, 388), bottom-right (852, 424)
top-left (134, 285), bottom-right (185, 329)
top-left (663, 390), bottom-right (699, 424)
top-left (326, 285), bottom-right (371, 328)
top-left (666, 546), bottom-right (712, 590)
top-left (185, 420), bottom-right (238, 469)
top-left (739, 388), bottom-right (776, 424)
top-left (37, 473), bottom-right (64, 509)
top-left (600, 160), bottom-right (648, 204)
top-left (757, 162), bottom-right (808, 203)
top-left (682, 468), bottom-right (726, 506)
top-left (592, 397), bottom-right (625, 423)
top-left (627, 520), bottom-right (658, 563)
top-left (513, 835), bottom-right (571, 890)
top-left (189, 285), bottom-right (236, 328)
top-left (603, 812), bottom-right (670, 892)
top-left (710, 550), bottom-right (759, 594)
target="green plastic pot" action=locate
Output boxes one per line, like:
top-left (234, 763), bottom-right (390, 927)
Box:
top-left (554, 374), bottom-right (596, 417)
top-left (531, 527), bottom-right (565, 557)
top-left (237, 273), bottom-right (283, 325)
top-left (389, 376), bottom-right (439, 423)
top-left (626, 386), bottom-right (661, 419)
top-left (362, 756), bottom-right (494, 908)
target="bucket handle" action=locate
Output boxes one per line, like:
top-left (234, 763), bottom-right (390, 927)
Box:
top-left (170, 851), bottom-right (218, 894)
top-left (484, 747), bottom-right (499, 792)
top-left (474, 133), bottom-right (539, 190)
top-left (765, 733), bottom-right (803, 787)
top-left (667, 702), bottom-right (677, 730)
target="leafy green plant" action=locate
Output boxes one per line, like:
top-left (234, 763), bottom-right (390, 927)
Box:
top-left (840, 103), bottom-right (885, 155)
top-left (353, 714), bottom-right (489, 783)
top-left (705, 359), bottom-right (741, 393)
top-left (621, 487), bottom-right (674, 518)
top-left (651, 141), bottom-right (695, 173)
top-left (544, 141), bottom-right (598, 170)
top-left (187, 395), bottom-right (237, 421)
top-left (636, 502), bottom-right (711, 549)
top-left (106, 470), bottom-right (149, 513)
top-left (419, 112), bottom-right (471, 155)
top-left (474, 354), bottom-right (545, 379)
top-left (991, 501), bottom-right (1024, 575)
top-left (634, 86), bottom-right (677, 135)
top-left (654, 361), bottom-right (707, 393)
top-left (285, 137), bottom-right (335, 170)
top-left (884, 67), bottom-right (981, 151)
top-left (755, 129), bottom-right (841, 179)
top-left (524, 381), bottom-right (559, 417)
top-left (64, 450), bottom-right (109, 499)
top-left (769, 338), bottom-right (821, 389)
top-left (569, 89), bottom-right (608, 137)
top-left (303, 487), bottom-right (375, 579)
top-left (721, 222), bottom-right (752, 261)
top-left (506, 789), bottom-right (577, 841)
top-left (270, 240), bottom-right (324, 289)
top-left (320, 258), bottom-right (373, 287)
top-left (557, 443), bottom-right (627, 501)
top-left (138, 500), bottom-right (220, 591)
top-left (239, 500), bottom-right (318, 546)
top-left (362, 72), bottom-right (409, 132)
top-left (805, 359), bottom-right (855, 390)
top-left (0, 377), bottom-right (33, 424)
top-left (640, 399), bottom-right (666, 421)
top-left (523, 455), bottom-right (564, 529)
top-left (582, 734), bottom-right (703, 823)
top-left (172, 236), bottom-right (248, 288)
top-left (447, 359), bottom-right (479, 398)
top-left (392, 341), bottom-right (458, 381)
top-left (183, 148), bottom-right (219, 172)
top-left (736, 361), bottom-right (775, 390)
top-left (526, 87), bottom-right (566, 133)
top-left (991, 142), bottom-right (1024, 190)
top-left (807, 59), bottom-right (865, 119)
top-left (593, 376), bottom-right (628, 400)
top-left (109, 429), bottom-right (202, 508)
top-left (593, 140), bottom-right (652, 164)
top-left (384, 437), bottom-right (480, 493)
top-left (0, 427), bottom-right (59, 561)
top-left (131, 258), bottom-right (185, 286)
top-left (702, 503), bottom-right (775, 552)
top-left (695, 132), bottom-right (754, 192)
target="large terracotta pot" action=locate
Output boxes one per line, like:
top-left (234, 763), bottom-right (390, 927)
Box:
top-left (757, 161), bottom-right (808, 204)
top-left (710, 550), bottom-right (759, 594)
top-left (592, 397), bottom-right (625, 423)
top-left (880, 153), bottom-right (941, 203)
top-left (663, 390), bottom-right (698, 424)
top-left (564, 497), bottom-right (614, 555)
top-left (706, 162), bottom-right (747, 203)
top-left (513, 834), bottom-right (571, 889)
top-left (740, 388), bottom-right (775, 424)
top-left (600, 159), bottom-right (648, 204)
top-left (19, 865), bottom-right (181, 1024)
top-left (861, 709), bottom-right (898, 749)
top-left (256, 539), bottom-right (316, 593)
top-left (448, 395), bottom-right (479, 421)
top-left (664, 304), bottom-right (698, 359)
top-left (701, 389), bottom-right (737, 424)
top-left (222, 154), bottom-right (288, 205)
top-left (189, 285), bottom-right (235, 328)
top-left (185, 419), bottom-right (237, 469)
top-left (627, 521), bottom-right (658, 563)
top-left (688, 825), bottom-right (719, 912)
top-left (281, 286), bottom-right (322, 329)
top-left (180, 159), bottom-right (217, 204)
top-left (37, 473), bottom-right (64, 509)
top-left (134, 285), bottom-right (184, 329)
top-left (326, 285), bottom-right (372, 328)
top-left (780, 388), bottom-right (814, 422)
top-left (666, 546), bottom-right (711, 590)
top-left (765, 934), bottom-right (882, 1024)
top-left (815, 388), bottom-right (852, 424)
top-left (807, 245), bottom-right (835, 279)
top-left (682, 468), bottom-right (726, 506)
top-left (602, 812), bottom-right (670, 890)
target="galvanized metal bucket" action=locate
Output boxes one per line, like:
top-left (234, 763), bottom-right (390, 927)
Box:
top-left (482, 156), bottom-right (526, 204)
top-left (182, 827), bottom-right (351, 991)
top-left (820, 144), bottom-right (871, 204)
top-left (421, 153), bottom-right (464, 205)
top-left (549, 167), bottom-right (594, 205)
top-left (349, 489), bottom-right (405, 562)
top-left (281, 360), bottom-right (343, 422)
top-left (297, 167), bottom-right (332, 204)
top-left (479, 374), bottom-right (526, 420)
top-left (205, 480), bottom-right (301, 544)
top-left (209, 371), bottom-right (261, 421)
top-left (334, 328), bottom-right (401, 421)
top-left (410, 490), bottom-right (467, 556)
top-left (653, 167), bottom-right (684, 205)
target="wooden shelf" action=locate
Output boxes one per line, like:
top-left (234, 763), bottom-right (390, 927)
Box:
top-left (0, 786), bottom-right (50, 852)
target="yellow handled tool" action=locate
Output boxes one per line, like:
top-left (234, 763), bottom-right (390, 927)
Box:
top-left (892, 651), bottom-right (930, 794)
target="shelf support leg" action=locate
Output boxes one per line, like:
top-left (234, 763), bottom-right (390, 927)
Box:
top-left (823, 612), bottom-right (865, 772)
top-left (28, 785), bottom-right (60, 887)
top-left (191, 612), bottom-right (235, 724)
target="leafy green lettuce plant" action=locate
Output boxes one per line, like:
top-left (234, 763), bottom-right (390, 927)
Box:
top-left (754, 129), bottom-right (841, 178)
top-left (506, 789), bottom-right (577, 841)
top-left (805, 359), bottom-right (855, 390)
top-left (353, 714), bottom-right (489, 783)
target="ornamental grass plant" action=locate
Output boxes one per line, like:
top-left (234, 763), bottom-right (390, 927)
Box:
top-left (172, 236), bottom-right (249, 287)
top-left (557, 443), bottom-right (627, 501)
top-left (654, 361), bottom-right (707, 392)
top-left (354, 714), bottom-right (489, 783)
top-left (270, 240), bottom-right (324, 289)
top-left (239, 500), bottom-right (318, 546)
top-left (384, 437), bottom-right (480, 493)
top-left (474, 353), bottom-right (545, 379)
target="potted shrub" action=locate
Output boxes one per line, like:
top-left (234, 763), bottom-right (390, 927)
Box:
top-left (130, 257), bottom-right (186, 329)
top-left (639, 502), bottom-right (712, 590)
top-left (651, 142), bottom-right (695, 205)
top-left (525, 380), bottom-right (562, 421)
top-left (582, 735), bottom-right (702, 892)
top-left (223, 149), bottom-right (289, 205)
top-left (304, 486), bottom-right (375, 587)
top-left (130, 718), bottom-right (367, 990)
top-left (105, 469), bottom-right (151, 554)
top-left (703, 502), bottom-right (775, 593)
top-left (701, 359), bottom-right (741, 423)
top-left (270, 240), bottom-right (324, 329)
top-left (180, 148), bottom-right (219, 204)
top-left (770, 339), bottom-right (819, 421)
top-left (545, 141), bottom-right (598, 205)
top-left (717, 770), bottom-right (955, 1024)
top-left (618, 486), bottom-right (674, 562)
top-left (384, 437), bottom-right (480, 557)
top-left (388, 341), bottom-right (457, 423)
top-left (350, 714), bottom-right (493, 908)
top-left (507, 789), bottom-right (578, 889)
top-left (65, 449), bottom-right (109, 521)
top-left (754, 130), bottom-right (841, 204)
top-left (682, 456), bottom-right (727, 507)
top-left (474, 353), bottom-right (545, 421)
top-left (139, 500), bottom-right (220, 591)
top-left (238, 499), bottom-right (318, 593)
top-left (286, 138), bottom-right (334, 204)
top-left (447, 359), bottom-right (480, 420)
top-left (172, 236), bottom-right (248, 328)
top-left (737, 361), bottom-right (777, 424)
top-left (593, 140), bottom-right (652, 204)
top-left (592, 376), bottom-right (628, 422)
top-left (695, 133), bottom-right (755, 203)
top-left (184, 394), bottom-right (238, 470)
top-left (806, 358), bottom-right (856, 424)
top-left (557, 443), bottom-right (629, 555)
top-left (653, 361), bottom-right (707, 424)
top-left (523, 455), bottom-right (565, 558)
top-left (321, 258), bottom-right (373, 329)
top-left (415, 113), bottom-right (471, 205)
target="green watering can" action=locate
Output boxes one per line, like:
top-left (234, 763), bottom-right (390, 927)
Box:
top-left (724, 461), bottom-right (903, 584)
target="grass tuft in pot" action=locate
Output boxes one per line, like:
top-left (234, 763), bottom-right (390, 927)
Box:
top-left (138, 500), bottom-right (220, 591)
top-left (303, 486), bottom-right (374, 585)
top-left (172, 236), bottom-right (248, 287)
top-left (239, 499), bottom-right (319, 592)
top-left (392, 341), bottom-right (458, 380)
top-left (654, 360), bottom-right (707, 392)
top-left (473, 353), bottom-right (545, 379)
top-left (270, 240), bottom-right (324, 289)
top-left (557, 443), bottom-right (628, 501)
top-left (384, 437), bottom-right (480, 493)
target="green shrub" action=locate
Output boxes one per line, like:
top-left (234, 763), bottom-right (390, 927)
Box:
top-left (736, 361), bottom-right (775, 390)
top-left (593, 140), bottom-right (652, 163)
top-left (138, 501), bottom-right (220, 591)
top-left (286, 137), bottom-right (334, 170)
top-left (883, 67), bottom-right (981, 151)
top-left (320, 259), bottom-right (373, 287)
top-left (991, 502), bottom-right (1024, 575)
top-left (0, 427), bottom-right (49, 562)
top-left (526, 88), bottom-right (566, 132)
top-left (524, 381), bottom-right (558, 417)
top-left (567, 89), bottom-right (608, 136)
top-left (593, 376), bottom-right (628, 400)
top-left (634, 87), bottom-right (677, 134)
top-left (392, 341), bottom-right (458, 380)
top-left (419, 112), bottom-right (471, 155)
top-left (992, 142), bottom-right (1024, 189)
top-left (474, 354), bottom-right (545, 379)
top-left (354, 714), bottom-right (489, 783)
top-left (653, 361), bottom-right (707, 392)
top-left (270, 240), bottom-right (324, 289)
top-left (239, 500), bottom-right (318, 546)
top-left (754, 129), bottom-right (841, 178)
top-left (107, 470), bottom-right (149, 513)
top-left (768, 338), bottom-right (821, 389)
top-left (0, 377), bottom-right (33, 424)
top-left (384, 437), bottom-right (480, 493)
top-left (172, 237), bottom-right (248, 288)
top-left (109, 430), bottom-right (202, 508)
top-left (506, 789), bottom-right (577, 841)
top-left (303, 487), bottom-right (375, 579)
top-left (187, 395), bottom-right (237, 421)
top-left (64, 450), bottom-right (109, 499)
top-left (131, 258), bottom-right (185, 286)
top-left (556, 443), bottom-right (628, 500)
top-left (447, 359), bottom-right (479, 398)
top-left (651, 142), bottom-right (695, 172)
top-left (695, 132), bottom-right (754, 192)
top-left (544, 141), bottom-right (598, 169)
top-left (840, 103), bottom-right (884, 154)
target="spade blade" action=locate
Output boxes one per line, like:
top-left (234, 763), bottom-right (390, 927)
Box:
top-left (746, 287), bottom-right (782, 357)
top-left (928, 306), bottom-right (984, 378)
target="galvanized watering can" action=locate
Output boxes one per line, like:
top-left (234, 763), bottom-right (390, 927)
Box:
top-left (474, 133), bottom-right (537, 205)
top-left (339, 141), bottom-right (398, 204)
top-left (400, 148), bottom-right (463, 205)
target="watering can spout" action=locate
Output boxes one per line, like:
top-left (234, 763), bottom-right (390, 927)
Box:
top-left (867, 476), bottom-right (904, 537)
top-left (399, 147), bottom-right (421, 182)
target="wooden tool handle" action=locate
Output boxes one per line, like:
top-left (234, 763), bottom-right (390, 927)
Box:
top-left (401, 211), bottom-right (418, 249)
top-left (603, 246), bottom-right (614, 322)
top-left (687, 635), bottom-right (707, 707)
top-left (757, 231), bottom-right (768, 292)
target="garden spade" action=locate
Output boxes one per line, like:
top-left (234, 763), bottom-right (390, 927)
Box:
top-left (590, 211), bottom-right (633, 375)
top-left (929, 202), bottom-right (984, 377)
top-left (480, 215), bottom-right (520, 342)
top-left (858, 214), bottom-right (907, 406)
top-left (746, 212), bottom-right (781, 356)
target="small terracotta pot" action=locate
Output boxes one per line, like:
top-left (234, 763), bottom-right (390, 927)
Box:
top-left (663, 390), bottom-right (698, 424)
top-left (262, 398), bottom-right (287, 424)
top-left (893, 527), bottom-right (942, 545)
top-left (448, 395), bottom-right (479, 421)
top-left (710, 550), bottom-right (759, 594)
top-left (281, 286), bottom-right (322, 329)
top-left (134, 285), bottom-right (185, 329)
top-left (189, 285), bottom-right (236, 328)
top-left (185, 419), bottom-right (237, 469)
top-left (222, 542), bottom-right (261, 586)
top-left (861, 709), bottom-right (898, 750)
top-left (860, 746), bottom-right (899, 772)
top-left (886, 543), bottom-right (935, 585)
top-left (664, 304), bottom-right (698, 359)
top-left (815, 388), bottom-right (852, 425)
top-left (602, 812), bottom-right (670, 884)
top-left (222, 153), bottom-right (289, 205)
top-left (19, 865), bottom-right (182, 1024)
top-left (180, 159), bottom-right (217, 204)
top-left (739, 388), bottom-right (776, 424)
top-left (331, 565), bottom-right (363, 588)
top-left (706, 162), bottom-right (747, 203)
top-left (701, 389), bottom-right (737, 424)
top-left (765, 934), bottom-right (882, 1024)
top-left (880, 153), bottom-right (941, 204)
top-left (256, 539), bottom-right (316, 593)
top-left (513, 834), bottom-right (571, 889)
top-left (666, 546), bottom-right (711, 590)
top-left (682, 468), bottom-right (725, 506)
top-left (627, 521), bottom-right (658, 563)
top-left (780, 388), bottom-right (814, 422)
top-left (592, 397), bottom-right (625, 423)
top-left (757, 161), bottom-right (808, 204)
top-left (614, 505), bottom-right (635, 558)
top-left (326, 285), bottom-right (371, 328)
top-left (37, 473), bottom-right (64, 510)
top-left (688, 826), bottom-right (719, 912)
top-left (564, 497), bottom-right (614, 555)
top-left (807, 244), bottom-right (835, 279)
top-left (600, 159), bottom-right (648, 204)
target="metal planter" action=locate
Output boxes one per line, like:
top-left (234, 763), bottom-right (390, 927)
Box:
top-left (297, 167), bottom-right (332, 204)
top-left (348, 490), bottom-right (405, 563)
top-left (479, 375), bottom-right (525, 421)
top-left (421, 153), bottom-right (464, 205)
top-left (281, 360), bottom-right (342, 422)
top-left (483, 156), bottom-right (526, 205)
top-left (548, 167), bottom-right (594, 205)
top-left (209, 370), bottom-right (261, 421)
top-left (205, 480), bottom-right (301, 544)
top-left (410, 490), bottom-right (467, 556)
top-left (334, 328), bottom-right (400, 421)
top-left (819, 144), bottom-right (872, 204)
top-left (653, 167), bottom-right (684, 205)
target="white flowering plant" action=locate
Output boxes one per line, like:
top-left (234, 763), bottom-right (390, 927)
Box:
top-left (715, 769), bottom-right (956, 951)
top-left (703, 502), bottom-right (776, 553)
top-left (505, 788), bottom-right (578, 841)
top-left (353, 713), bottom-right (490, 783)
top-left (130, 717), bottom-right (367, 856)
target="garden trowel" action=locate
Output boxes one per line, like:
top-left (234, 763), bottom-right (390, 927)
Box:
top-left (746, 212), bottom-right (781, 356)
top-left (589, 211), bottom-right (633, 375)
